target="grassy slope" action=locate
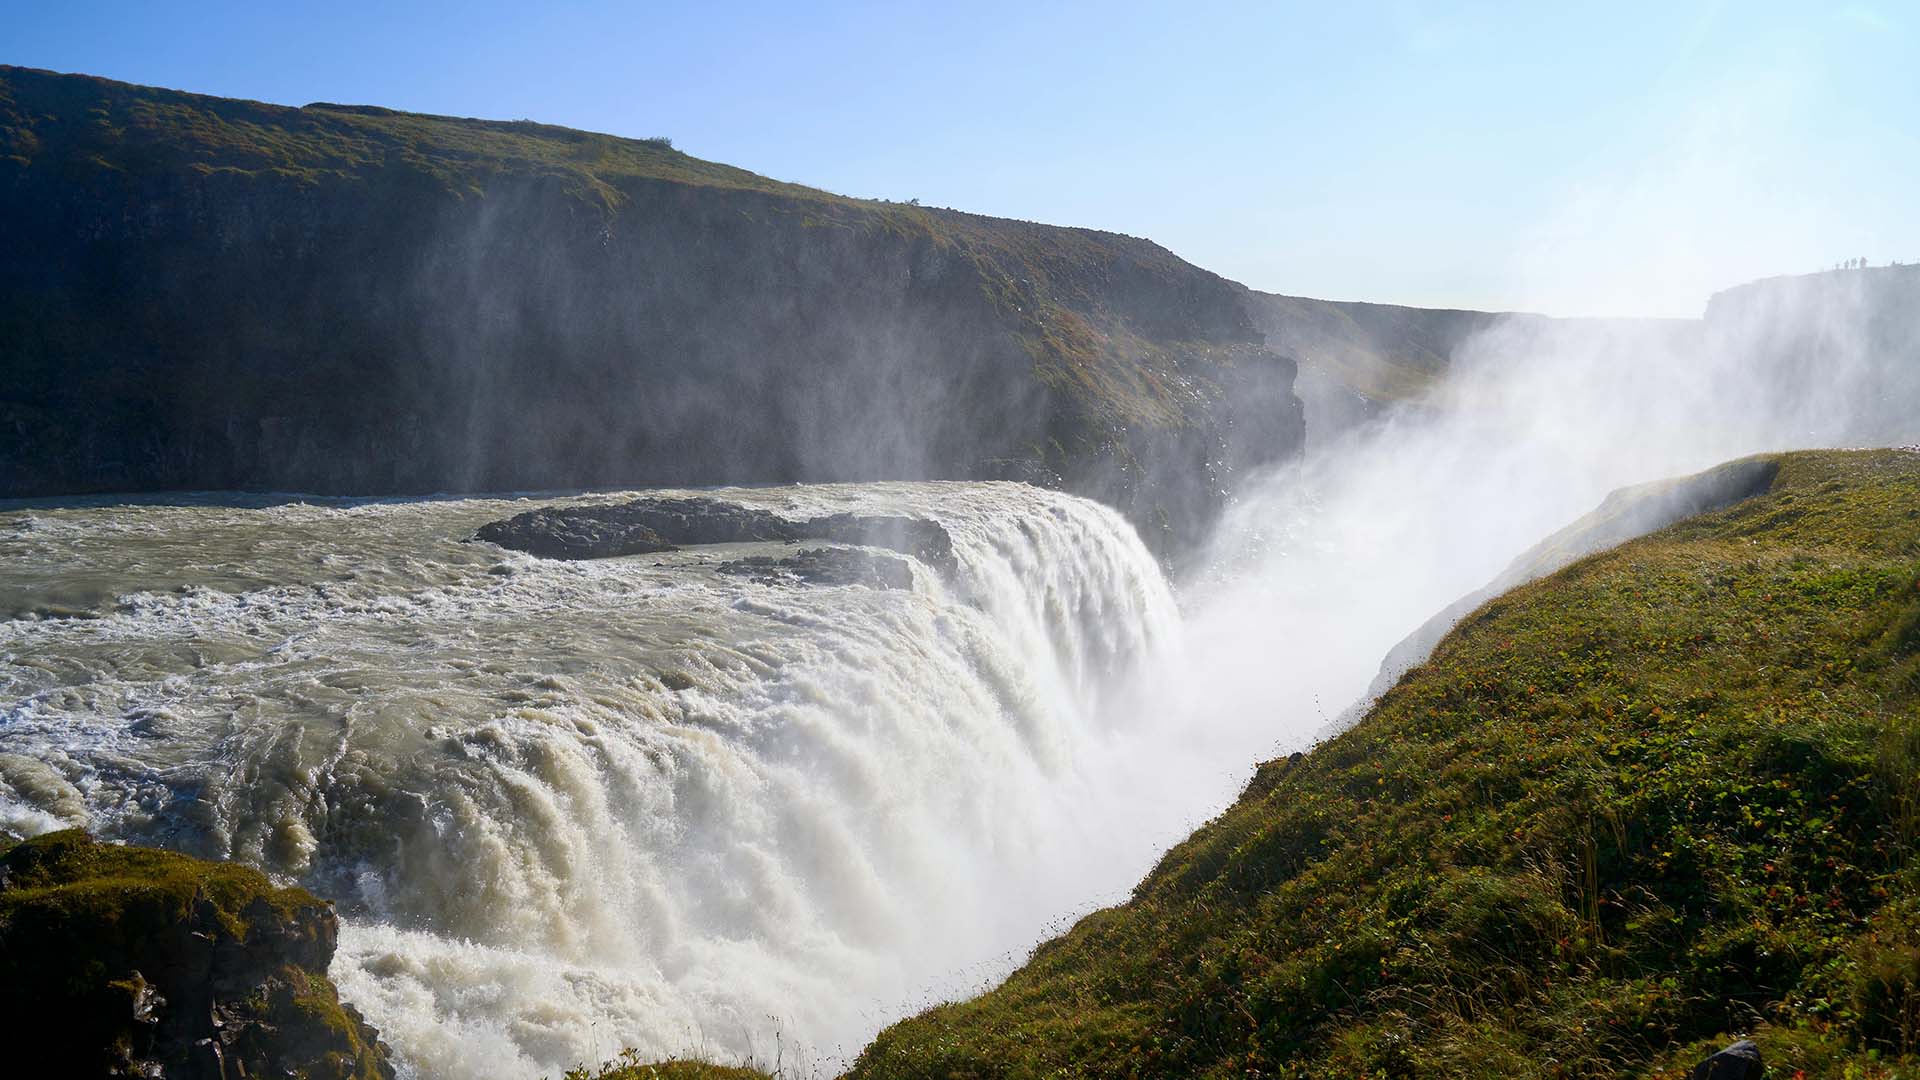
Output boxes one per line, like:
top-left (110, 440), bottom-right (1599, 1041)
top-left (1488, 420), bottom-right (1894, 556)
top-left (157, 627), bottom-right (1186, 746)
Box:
top-left (853, 449), bottom-right (1920, 1079)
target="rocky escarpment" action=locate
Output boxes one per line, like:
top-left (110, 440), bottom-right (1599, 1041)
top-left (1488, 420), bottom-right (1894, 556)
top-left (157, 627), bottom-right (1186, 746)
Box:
top-left (1702, 265), bottom-right (1920, 447)
top-left (1247, 293), bottom-right (1524, 437)
top-left (1245, 292), bottom-right (1678, 444)
top-left (1246, 264), bottom-right (1920, 449)
top-left (475, 495), bottom-right (958, 575)
top-left (0, 830), bottom-right (393, 1079)
top-left (0, 66), bottom-right (1302, 555)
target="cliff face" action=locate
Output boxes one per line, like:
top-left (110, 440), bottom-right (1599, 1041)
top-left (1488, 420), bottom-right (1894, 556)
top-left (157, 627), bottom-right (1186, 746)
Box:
top-left (1246, 293), bottom-right (1522, 436)
top-left (1244, 292), bottom-right (1683, 444)
top-left (1703, 265), bottom-right (1920, 447)
top-left (1249, 264), bottom-right (1919, 449)
top-left (0, 66), bottom-right (1300, 553)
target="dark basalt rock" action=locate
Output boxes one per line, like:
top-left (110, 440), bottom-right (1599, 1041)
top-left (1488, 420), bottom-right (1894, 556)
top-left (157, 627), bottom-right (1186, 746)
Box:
top-left (717, 547), bottom-right (915, 590)
top-left (477, 497), bottom-right (959, 576)
top-left (0, 830), bottom-right (394, 1080)
top-left (1691, 1039), bottom-right (1762, 1079)
top-left (473, 505), bottom-right (679, 559)
top-left (473, 497), bottom-right (801, 560)
top-left (802, 512), bottom-right (958, 578)
top-left (601, 497), bottom-right (803, 544)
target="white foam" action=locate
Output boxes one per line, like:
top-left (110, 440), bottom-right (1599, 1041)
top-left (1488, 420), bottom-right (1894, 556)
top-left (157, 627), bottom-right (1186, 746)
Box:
top-left (0, 482), bottom-right (1186, 1078)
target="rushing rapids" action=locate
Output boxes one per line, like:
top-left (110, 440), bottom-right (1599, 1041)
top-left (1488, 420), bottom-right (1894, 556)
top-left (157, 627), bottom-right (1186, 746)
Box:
top-left (0, 481), bottom-right (1185, 1078)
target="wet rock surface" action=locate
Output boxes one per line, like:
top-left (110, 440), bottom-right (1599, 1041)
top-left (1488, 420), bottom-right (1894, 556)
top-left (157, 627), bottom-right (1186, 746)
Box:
top-left (0, 830), bottom-right (394, 1080)
top-left (477, 497), bottom-right (958, 576)
top-left (582, 497), bottom-right (802, 545)
top-left (1691, 1039), bottom-right (1762, 1079)
top-left (717, 547), bottom-right (916, 590)
top-left (473, 504), bottom-right (680, 559)
top-left (804, 512), bottom-right (958, 577)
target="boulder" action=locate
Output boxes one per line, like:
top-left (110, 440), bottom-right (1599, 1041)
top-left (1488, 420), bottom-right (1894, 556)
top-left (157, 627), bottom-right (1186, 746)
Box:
top-left (474, 497), bottom-right (798, 560)
top-left (477, 497), bottom-right (958, 576)
top-left (1690, 1039), bottom-right (1762, 1080)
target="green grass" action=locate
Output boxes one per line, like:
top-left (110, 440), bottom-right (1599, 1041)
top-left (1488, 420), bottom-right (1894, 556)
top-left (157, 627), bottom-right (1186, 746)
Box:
top-left (557, 1049), bottom-right (774, 1080)
top-left (852, 449), bottom-right (1920, 1079)
top-left (0, 65), bottom-right (821, 203)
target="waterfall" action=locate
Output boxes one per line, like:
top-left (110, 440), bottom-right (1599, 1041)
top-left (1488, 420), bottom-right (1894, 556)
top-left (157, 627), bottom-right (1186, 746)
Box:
top-left (0, 481), bottom-right (1182, 1078)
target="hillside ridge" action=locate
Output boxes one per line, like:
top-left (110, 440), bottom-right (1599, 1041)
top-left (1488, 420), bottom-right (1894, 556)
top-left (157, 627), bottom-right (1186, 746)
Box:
top-left (0, 64), bottom-right (1301, 553)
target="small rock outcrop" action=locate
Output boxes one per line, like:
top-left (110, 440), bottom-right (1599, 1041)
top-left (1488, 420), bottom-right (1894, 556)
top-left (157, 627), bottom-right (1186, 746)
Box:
top-left (805, 512), bottom-right (958, 578)
top-left (718, 547), bottom-right (915, 590)
top-left (0, 830), bottom-right (394, 1080)
top-left (476, 497), bottom-right (958, 578)
top-left (579, 497), bottom-right (802, 545)
top-left (473, 505), bottom-right (680, 559)
top-left (1690, 1039), bottom-right (1762, 1079)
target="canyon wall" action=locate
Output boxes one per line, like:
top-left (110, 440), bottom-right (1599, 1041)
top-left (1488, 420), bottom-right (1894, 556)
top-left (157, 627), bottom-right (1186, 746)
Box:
top-left (0, 66), bottom-right (1301, 552)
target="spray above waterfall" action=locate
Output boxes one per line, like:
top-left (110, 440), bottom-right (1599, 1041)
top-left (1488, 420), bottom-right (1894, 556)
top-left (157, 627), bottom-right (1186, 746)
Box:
top-left (1183, 265), bottom-right (1920, 761)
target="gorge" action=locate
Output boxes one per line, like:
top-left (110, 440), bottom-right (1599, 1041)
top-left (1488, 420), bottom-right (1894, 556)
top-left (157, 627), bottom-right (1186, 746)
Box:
top-left (3, 63), bottom-right (1919, 1080)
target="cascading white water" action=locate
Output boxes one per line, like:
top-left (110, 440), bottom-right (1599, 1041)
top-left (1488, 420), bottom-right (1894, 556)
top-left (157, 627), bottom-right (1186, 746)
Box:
top-left (0, 481), bottom-right (1187, 1078)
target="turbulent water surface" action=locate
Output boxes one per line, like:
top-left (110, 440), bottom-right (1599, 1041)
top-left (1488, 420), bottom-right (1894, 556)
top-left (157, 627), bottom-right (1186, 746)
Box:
top-left (0, 481), bottom-right (1192, 1078)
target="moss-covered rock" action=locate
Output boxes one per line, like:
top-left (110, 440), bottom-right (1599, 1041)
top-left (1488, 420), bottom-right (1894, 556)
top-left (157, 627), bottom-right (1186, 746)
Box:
top-left (0, 830), bottom-right (393, 1079)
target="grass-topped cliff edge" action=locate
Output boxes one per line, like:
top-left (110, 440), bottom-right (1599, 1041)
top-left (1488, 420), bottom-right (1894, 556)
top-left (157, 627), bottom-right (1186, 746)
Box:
top-left (852, 448), bottom-right (1920, 1078)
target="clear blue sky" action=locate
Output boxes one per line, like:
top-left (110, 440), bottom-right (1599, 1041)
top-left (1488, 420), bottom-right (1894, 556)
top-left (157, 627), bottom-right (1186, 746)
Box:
top-left (7, 1), bottom-right (1916, 316)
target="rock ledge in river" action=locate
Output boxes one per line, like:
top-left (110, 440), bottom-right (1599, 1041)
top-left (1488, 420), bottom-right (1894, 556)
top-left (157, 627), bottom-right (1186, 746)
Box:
top-left (473, 505), bottom-right (680, 559)
top-left (476, 497), bottom-right (958, 577)
top-left (718, 547), bottom-right (915, 590)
